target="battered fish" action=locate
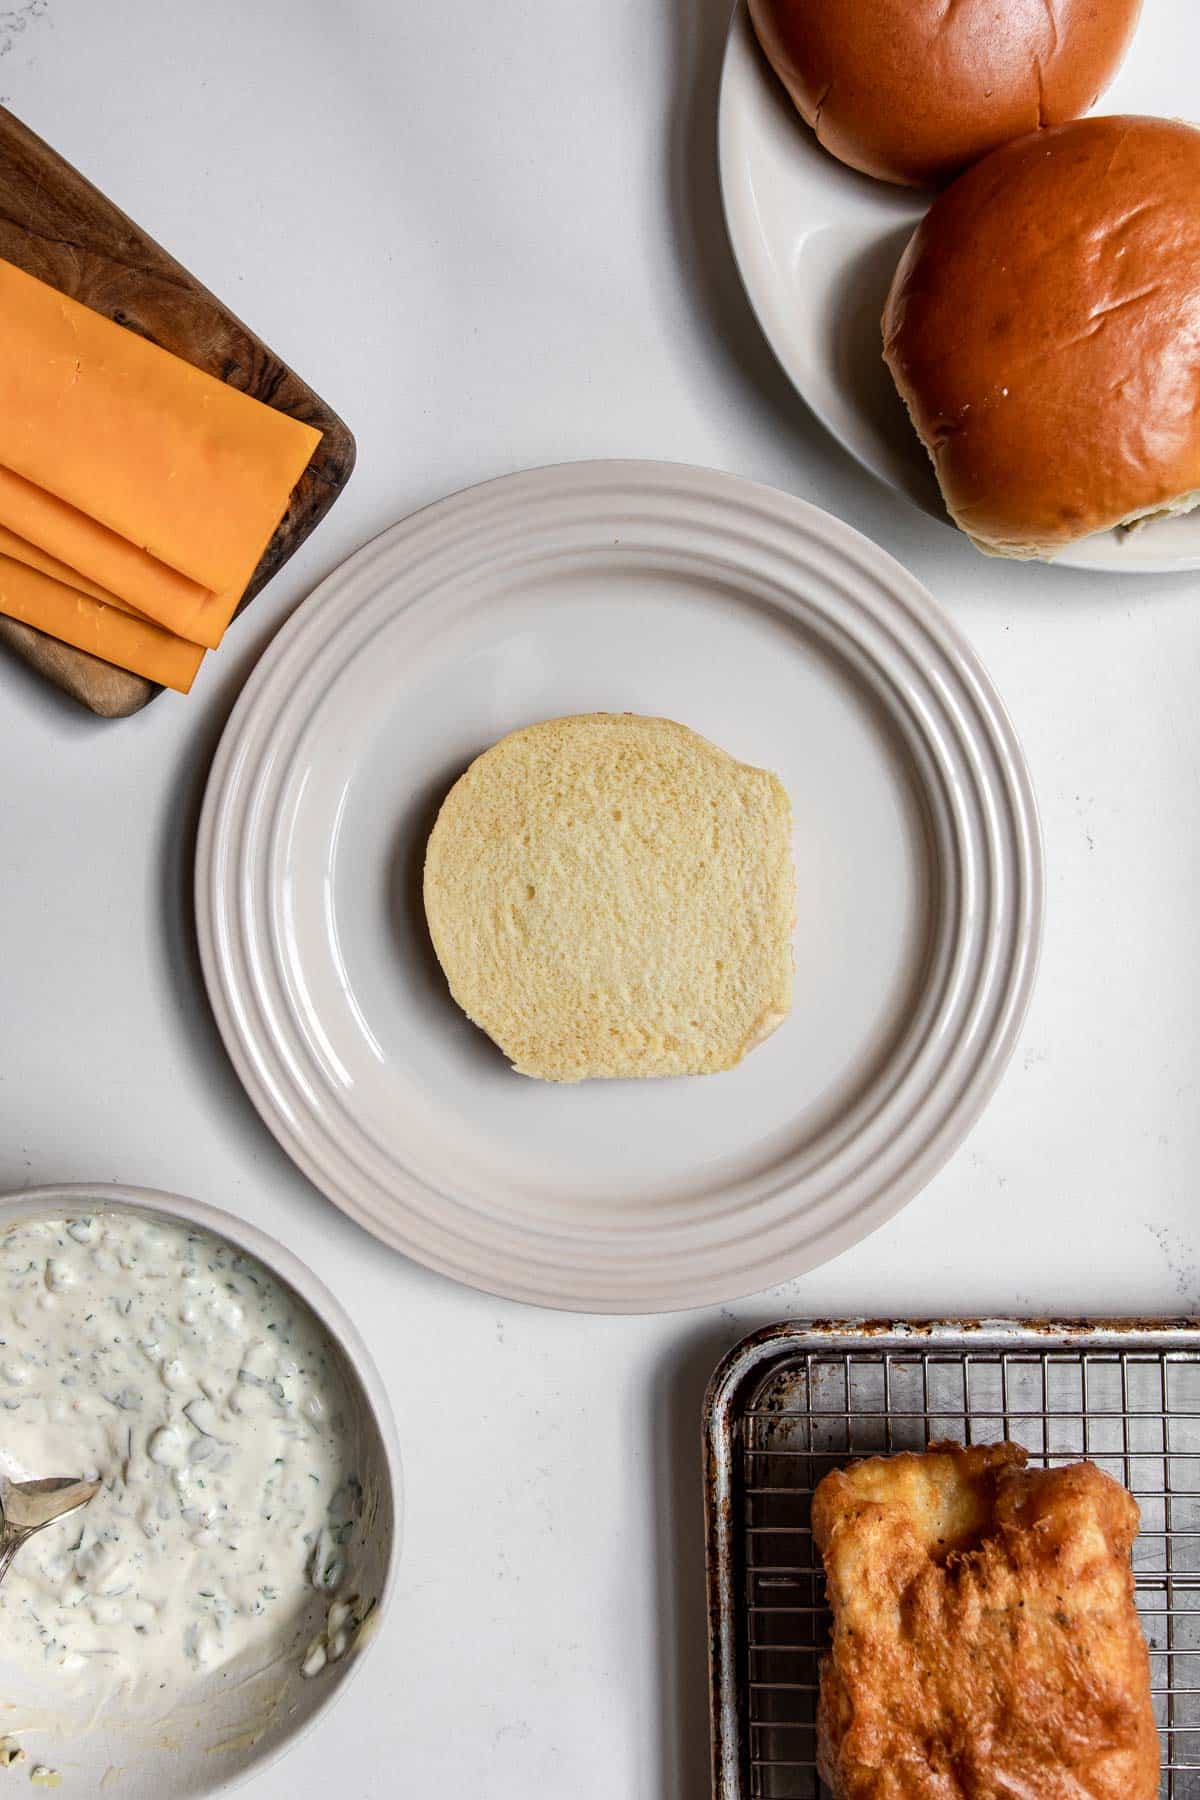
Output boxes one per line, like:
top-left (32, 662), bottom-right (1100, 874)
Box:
top-left (811, 1441), bottom-right (1159, 1798)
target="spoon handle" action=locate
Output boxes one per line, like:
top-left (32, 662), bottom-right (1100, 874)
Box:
top-left (0, 1526), bottom-right (25, 1588)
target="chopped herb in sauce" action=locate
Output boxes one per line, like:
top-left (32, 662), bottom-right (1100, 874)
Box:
top-left (0, 1213), bottom-right (368, 1701)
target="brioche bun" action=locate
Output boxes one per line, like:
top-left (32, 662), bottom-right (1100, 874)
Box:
top-left (423, 714), bottom-right (794, 1083)
top-left (747, 0), bottom-right (1142, 188)
top-left (882, 115), bottom-right (1200, 559)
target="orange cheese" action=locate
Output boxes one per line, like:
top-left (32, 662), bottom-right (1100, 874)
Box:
top-left (0, 466), bottom-right (217, 642)
top-left (0, 520), bottom-right (137, 610)
top-left (0, 257), bottom-right (321, 644)
top-left (0, 555), bottom-right (204, 693)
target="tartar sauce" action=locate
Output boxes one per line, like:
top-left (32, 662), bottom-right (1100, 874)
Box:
top-left (0, 1213), bottom-right (369, 1706)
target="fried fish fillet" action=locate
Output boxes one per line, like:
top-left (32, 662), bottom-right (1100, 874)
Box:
top-left (811, 1442), bottom-right (1159, 1799)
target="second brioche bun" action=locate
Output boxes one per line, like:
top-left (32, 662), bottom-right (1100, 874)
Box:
top-left (747, 0), bottom-right (1142, 187)
top-left (883, 116), bottom-right (1200, 560)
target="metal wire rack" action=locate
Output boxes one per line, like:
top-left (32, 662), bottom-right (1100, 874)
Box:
top-left (704, 1321), bottom-right (1200, 1800)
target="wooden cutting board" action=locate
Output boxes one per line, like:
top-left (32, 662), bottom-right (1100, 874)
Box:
top-left (0, 105), bottom-right (355, 717)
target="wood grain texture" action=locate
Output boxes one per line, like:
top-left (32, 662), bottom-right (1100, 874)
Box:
top-left (0, 103), bottom-right (355, 717)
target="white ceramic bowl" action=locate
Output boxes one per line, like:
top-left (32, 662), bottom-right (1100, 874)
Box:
top-left (0, 1183), bottom-right (401, 1798)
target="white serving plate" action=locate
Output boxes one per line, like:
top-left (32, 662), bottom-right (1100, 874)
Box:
top-left (718, 0), bottom-right (1200, 573)
top-left (196, 460), bottom-right (1043, 1313)
top-left (0, 1183), bottom-right (401, 1799)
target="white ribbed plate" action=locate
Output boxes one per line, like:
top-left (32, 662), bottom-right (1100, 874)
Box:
top-left (719, 0), bottom-right (1200, 573)
top-left (196, 461), bottom-right (1042, 1312)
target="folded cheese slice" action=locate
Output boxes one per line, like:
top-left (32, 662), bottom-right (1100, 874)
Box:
top-left (0, 258), bottom-right (321, 644)
top-left (0, 555), bottom-right (204, 694)
top-left (0, 520), bottom-right (138, 610)
top-left (0, 466), bottom-right (216, 641)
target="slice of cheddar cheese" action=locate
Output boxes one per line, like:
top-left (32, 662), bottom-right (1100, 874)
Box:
top-left (0, 465), bottom-right (217, 642)
top-left (0, 521), bottom-right (138, 611)
top-left (0, 555), bottom-right (204, 694)
top-left (0, 257), bottom-right (321, 644)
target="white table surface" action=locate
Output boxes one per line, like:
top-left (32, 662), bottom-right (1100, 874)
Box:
top-left (1, 2), bottom-right (1197, 1794)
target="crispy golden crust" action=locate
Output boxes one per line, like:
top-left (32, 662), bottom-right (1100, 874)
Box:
top-left (812, 1443), bottom-right (1159, 1798)
top-left (747, 0), bottom-right (1141, 188)
top-left (883, 115), bottom-right (1200, 557)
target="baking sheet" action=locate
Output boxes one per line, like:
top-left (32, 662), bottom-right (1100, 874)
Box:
top-left (704, 1320), bottom-right (1200, 1798)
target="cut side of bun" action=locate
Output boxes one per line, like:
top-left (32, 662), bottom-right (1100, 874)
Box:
top-left (883, 115), bottom-right (1200, 559)
top-left (423, 714), bottom-right (795, 1084)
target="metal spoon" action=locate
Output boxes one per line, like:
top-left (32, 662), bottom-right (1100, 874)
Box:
top-left (0, 1476), bottom-right (101, 1586)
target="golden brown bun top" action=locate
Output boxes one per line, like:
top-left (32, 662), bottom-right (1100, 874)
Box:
top-left (883, 115), bottom-right (1200, 557)
top-left (748, 0), bottom-right (1142, 187)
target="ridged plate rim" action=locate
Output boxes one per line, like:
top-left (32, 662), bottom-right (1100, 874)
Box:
top-left (195, 459), bottom-right (1043, 1312)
